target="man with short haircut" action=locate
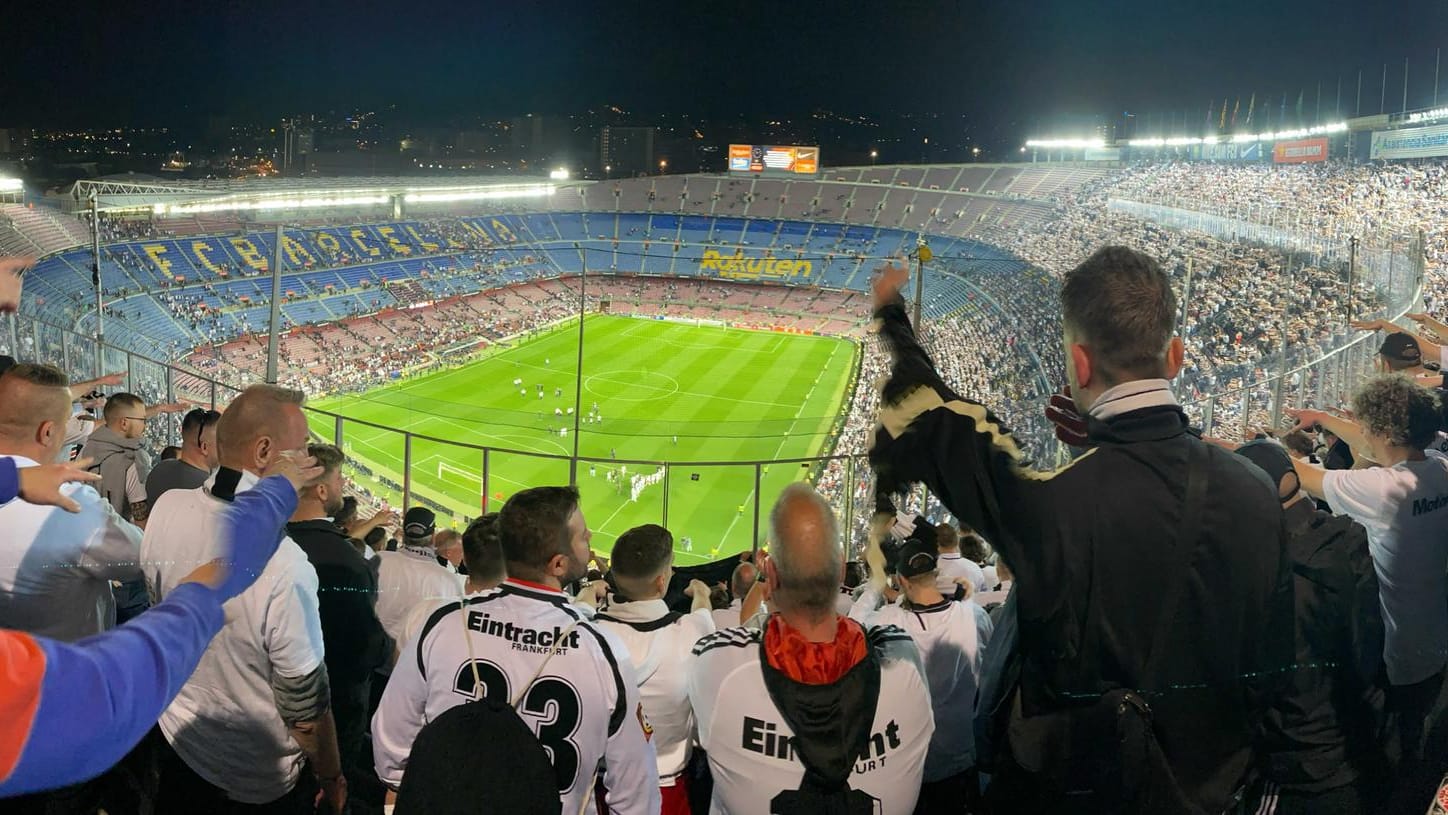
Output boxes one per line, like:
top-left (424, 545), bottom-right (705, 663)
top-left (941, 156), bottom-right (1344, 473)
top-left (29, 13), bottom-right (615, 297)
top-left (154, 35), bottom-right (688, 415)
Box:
top-left (146, 407), bottom-right (220, 504)
top-left (80, 392), bottom-right (152, 524)
top-left (373, 486), bottom-right (660, 815)
top-left (689, 483), bottom-right (934, 813)
top-left (460, 512), bottom-right (505, 593)
top-left (711, 560), bottom-right (757, 630)
top-left (142, 384), bottom-right (346, 814)
top-left (933, 523), bottom-right (985, 595)
top-left (868, 251), bottom-right (1293, 812)
top-left (374, 506), bottom-right (464, 650)
top-left (850, 519), bottom-right (992, 813)
top-left (1233, 441), bottom-right (1385, 814)
top-left (595, 524), bottom-right (714, 813)
top-left (0, 363), bottom-right (143, 642)
top-left (1289, 375), bottom-right (1448, 810)
top-left (286, 443), bottom-right (394, 810)
top-left (396, 513), bottom-right (508, 649)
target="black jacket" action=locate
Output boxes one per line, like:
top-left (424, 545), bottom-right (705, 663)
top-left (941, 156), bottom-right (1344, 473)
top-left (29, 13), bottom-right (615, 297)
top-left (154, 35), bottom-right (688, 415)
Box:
top-left (287, 519), bottom-right (394, 766)
top-left (1262, 499), bottom-right (1385, 793)
top-left (868, 297), bottom-right (1294, 813)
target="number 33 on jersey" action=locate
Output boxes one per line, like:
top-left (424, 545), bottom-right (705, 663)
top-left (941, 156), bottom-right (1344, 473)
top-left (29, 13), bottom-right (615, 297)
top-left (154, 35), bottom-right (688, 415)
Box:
top-left (372, 579), bottom-right (662, 815)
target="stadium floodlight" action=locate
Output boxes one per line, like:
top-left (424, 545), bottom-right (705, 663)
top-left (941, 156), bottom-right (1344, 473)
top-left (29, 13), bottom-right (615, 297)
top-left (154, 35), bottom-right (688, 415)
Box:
top-left (1023, 139), bottom-right (1105, 150)
top-left (549, 168), bottom-right (570, 180)
top-left (0, 178), bottom-right (22, 193)
top-left (403, 185), bottom-right (555, 204)
top-left (155, 194), bottom-right (392, 215)
top-left (1408, 106), bottom-right (1448, 124)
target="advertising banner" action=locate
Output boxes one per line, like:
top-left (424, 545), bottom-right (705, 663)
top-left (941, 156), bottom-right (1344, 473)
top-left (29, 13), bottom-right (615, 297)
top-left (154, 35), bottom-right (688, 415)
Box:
top-left (726, 144), bottom-right (820, 176)
top-left (1371, 123), bottom-right (1448, 160)
top-left (1273, 138), bottom-right (1328, 164)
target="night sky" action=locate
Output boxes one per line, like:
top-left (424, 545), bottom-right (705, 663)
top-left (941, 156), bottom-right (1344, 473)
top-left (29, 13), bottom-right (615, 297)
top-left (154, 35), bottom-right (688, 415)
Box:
top-left (6, 0), bottom-right (1448, 132)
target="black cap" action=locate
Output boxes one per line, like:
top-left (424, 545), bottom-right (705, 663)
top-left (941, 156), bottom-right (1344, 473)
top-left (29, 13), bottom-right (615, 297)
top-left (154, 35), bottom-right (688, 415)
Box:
top-left (895, 514), bottom-right (940, 578)
top-left (1380, 333), bottom-right (1423, 366)
top-left (404, 506), bottom-right (436, 539)
top-left (1235, 440), bottom-right (1298, 504)
top-left (895, 538), bottom-right (940, 578)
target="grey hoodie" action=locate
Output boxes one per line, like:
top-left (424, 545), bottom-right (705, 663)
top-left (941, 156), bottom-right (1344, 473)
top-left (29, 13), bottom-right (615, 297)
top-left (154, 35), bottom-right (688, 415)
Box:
top-left (80, 425), bottom-right (152, 521)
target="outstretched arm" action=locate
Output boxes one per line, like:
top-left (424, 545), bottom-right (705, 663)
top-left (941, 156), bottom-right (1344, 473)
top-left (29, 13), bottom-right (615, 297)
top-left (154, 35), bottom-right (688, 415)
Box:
top-left (0, 473), bottom-right (306, 797)
top-left (867, 263), bottom-right (1032, 565)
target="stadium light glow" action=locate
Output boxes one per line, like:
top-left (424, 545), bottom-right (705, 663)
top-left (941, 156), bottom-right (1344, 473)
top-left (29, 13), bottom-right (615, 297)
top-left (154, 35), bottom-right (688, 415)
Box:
top-left (549, 168), bottom-right (570, 180)
top-left (0, 178), bottom-right (22, 193)
top-left (1023, 138), bottom-right (1105, 150)
top-left (403, 185), bottom-right (555, 204)
top-left (1123, 121), bottom-right (1349, 149)
top-left (155, 194), bottom-right (392, 215)
top-left (148, 183), bottom-right (557, 215)
top-left (1407, 106), bottom-right (1448, 124)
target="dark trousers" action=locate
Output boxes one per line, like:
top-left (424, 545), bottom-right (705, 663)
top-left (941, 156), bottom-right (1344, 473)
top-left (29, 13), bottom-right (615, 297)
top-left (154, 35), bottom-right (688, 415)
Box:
top-left (1258, 782), bottom-right (1366, 815)
top-left (1384, 670), bottom-right (1447, 815)
top-left (915, 768), bottom-right (980, 815)
top-left (154, 736), bottom-right (320, 815)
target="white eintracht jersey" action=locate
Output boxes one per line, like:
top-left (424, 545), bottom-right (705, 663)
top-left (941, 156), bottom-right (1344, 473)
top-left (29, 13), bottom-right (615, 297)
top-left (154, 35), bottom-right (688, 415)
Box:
top-left (688, 624), bottom-right (934, 815)
top-left (373, 578), bottom-right (660, 815)
top-left (594, 600), bottom-right (715, 781)
top-left (853, 593), bottom-right (990, 781)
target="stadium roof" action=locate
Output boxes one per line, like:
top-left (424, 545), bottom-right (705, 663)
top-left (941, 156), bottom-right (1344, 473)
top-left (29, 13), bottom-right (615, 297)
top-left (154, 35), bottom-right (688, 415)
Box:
top-left (63, 175), bottom-right (595, 215)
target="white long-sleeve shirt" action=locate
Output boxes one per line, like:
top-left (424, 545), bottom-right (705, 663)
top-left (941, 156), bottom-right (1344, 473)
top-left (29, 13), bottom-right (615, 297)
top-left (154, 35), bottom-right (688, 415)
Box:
top-left (373, 578), bottom-right (660, 815)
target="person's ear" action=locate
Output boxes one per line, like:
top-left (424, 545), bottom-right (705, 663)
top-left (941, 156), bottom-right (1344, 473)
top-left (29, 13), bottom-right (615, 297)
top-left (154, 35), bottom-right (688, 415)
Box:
top-left (1164, 336), bottom-right (1185, 379)
top-left (546, 553), bottom-right (568, 579)
top-left (1070, 343), bottom-right (1094, 391)
top-left (654, 572), bottom-right (668, 596)
top-left (254, 436), bottom-right (273, 469)
top-left (37, 420), bottom-right (55, 449)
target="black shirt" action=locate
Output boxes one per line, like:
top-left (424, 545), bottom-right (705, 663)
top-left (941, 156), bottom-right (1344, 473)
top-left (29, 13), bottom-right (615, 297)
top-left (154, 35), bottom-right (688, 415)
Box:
top-left (1262, 499), bottom-right (1384, 793)
top-left (287, 518), bottom-right (394, 764)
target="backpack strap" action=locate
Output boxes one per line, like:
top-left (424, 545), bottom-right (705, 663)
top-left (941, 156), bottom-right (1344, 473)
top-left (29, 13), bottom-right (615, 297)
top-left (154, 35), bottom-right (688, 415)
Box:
top-left (1140, 439), bottom-right (1211, 683)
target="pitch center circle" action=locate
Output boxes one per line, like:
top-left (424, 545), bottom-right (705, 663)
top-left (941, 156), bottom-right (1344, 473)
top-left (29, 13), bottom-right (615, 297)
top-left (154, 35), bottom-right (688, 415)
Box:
top-left (584, 370), bottom-right (680, 402)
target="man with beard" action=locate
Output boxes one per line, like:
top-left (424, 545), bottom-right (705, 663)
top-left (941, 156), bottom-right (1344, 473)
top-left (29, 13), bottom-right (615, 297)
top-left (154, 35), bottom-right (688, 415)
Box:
top-left (372, 485), bottom-right (659, 815)
top-left (286, 443), bottom-right (394, 812)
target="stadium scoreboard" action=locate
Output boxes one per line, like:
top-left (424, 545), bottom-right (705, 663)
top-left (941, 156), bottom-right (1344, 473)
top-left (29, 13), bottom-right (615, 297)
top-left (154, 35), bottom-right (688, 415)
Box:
top-left (728, 144), bottom-right (820, 177)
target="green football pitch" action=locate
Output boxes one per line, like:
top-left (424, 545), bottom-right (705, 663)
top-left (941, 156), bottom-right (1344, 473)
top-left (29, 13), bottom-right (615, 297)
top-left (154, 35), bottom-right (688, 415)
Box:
top-left (308, 315), bottom-right (859, 562)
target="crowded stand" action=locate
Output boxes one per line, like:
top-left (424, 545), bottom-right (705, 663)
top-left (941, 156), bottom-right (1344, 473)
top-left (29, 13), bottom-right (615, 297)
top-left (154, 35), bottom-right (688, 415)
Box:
top-left (2, 149), bottom-right (1447, 815)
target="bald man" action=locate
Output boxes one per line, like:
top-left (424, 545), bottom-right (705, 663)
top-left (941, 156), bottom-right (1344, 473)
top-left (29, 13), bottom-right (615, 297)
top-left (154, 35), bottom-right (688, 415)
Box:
top-left (142, 384), bottom-right (346, 814)
top-left (0, 363), bottom-right (144, 642)
top-left (712, 560), bottom-right (759, 630)
top-left (688, 483), bottom-right (934, 814)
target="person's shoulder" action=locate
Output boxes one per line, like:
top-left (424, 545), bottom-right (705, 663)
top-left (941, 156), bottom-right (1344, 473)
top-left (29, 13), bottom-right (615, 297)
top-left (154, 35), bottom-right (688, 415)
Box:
top-left (681, 606), bottom-right (716, 637)
top-left (692, 625), bottom-right (763, 658)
